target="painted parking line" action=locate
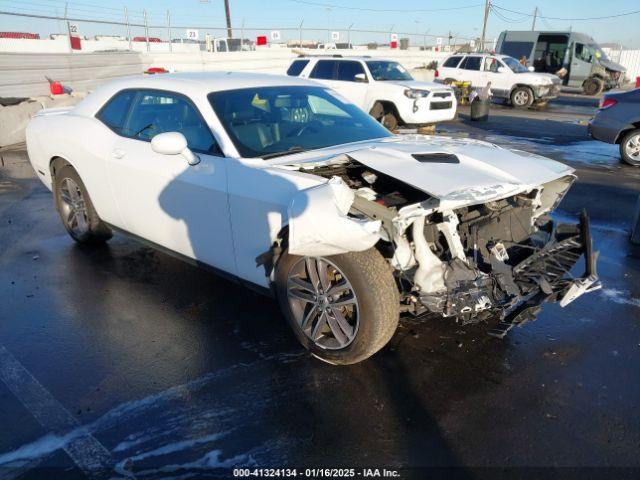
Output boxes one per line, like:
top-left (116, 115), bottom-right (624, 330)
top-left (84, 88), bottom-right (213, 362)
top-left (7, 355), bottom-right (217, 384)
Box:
top-left (0, 345), bottom-right (112, 476)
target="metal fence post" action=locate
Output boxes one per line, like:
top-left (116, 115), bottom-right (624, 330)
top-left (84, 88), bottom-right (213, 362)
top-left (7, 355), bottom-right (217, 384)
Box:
top-left (143, 9), bottom-right (149, 52)
top-left (167, 10), bottom-right (172, 52)
top-left (124, 7), bottom-right (132, 51)
top-left (64, 2), bottom-right (72, 53)
top-left (299, 19), bottom-right (303, 49)
top-left (347, 23), bottom-right (353, 48)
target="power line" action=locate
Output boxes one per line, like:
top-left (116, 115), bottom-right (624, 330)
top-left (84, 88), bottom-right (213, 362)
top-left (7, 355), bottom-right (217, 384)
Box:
top-left (287, 0), bottom-right (484, 14)
top-left (492, 3), bottom-right (640, 21)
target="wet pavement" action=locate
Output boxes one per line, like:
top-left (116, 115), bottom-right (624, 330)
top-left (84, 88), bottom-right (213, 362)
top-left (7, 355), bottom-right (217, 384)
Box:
top-left (1, 94), bottom-right (640, 479)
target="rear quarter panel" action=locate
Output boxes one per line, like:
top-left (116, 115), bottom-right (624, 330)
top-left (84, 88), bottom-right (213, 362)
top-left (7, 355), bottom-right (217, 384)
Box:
top-left (25, 112), bottom-right (123, 226)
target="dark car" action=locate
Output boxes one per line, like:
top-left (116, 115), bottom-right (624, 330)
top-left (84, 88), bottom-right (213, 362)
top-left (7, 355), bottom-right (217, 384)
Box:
top-left (588, 88), bottom-right (640, 165)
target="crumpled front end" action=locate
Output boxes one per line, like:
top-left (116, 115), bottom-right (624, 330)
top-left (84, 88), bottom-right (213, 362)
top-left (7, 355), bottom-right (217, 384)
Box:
top-left (279, 140), bottom-right (599, 336)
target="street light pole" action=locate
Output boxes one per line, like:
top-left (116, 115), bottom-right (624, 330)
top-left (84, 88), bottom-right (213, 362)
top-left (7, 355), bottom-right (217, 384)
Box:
top-left (167, 10), bottom-right (172, 52)
top-left (480, 0), bottom-right (490, 52)
top-left (124, 7), bottom-right (131, 50)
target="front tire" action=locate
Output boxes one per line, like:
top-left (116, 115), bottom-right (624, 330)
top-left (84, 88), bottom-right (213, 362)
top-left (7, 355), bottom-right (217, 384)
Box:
top-left (583, 77), bottom-right (604, 96)
top-left (276, 248), bottom-right (399, 365)
top-left (53, 164), bottom-right (112, 244)
top-left (510, 86), bottom-right (534, 108)
top-left (619, 129), bottom-right (640, 166)
top-left (370, 101), bottom-right (399, 131)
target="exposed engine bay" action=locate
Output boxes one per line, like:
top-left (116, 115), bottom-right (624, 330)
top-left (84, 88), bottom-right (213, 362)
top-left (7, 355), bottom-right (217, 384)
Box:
top-left (283, 150), bottom-right (600, 337)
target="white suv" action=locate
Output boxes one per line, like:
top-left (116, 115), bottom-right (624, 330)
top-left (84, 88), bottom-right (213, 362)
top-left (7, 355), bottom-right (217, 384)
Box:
top-left (287, 56), bottom-right (456, 129)
top-left (436, 53), bottom-right (561, 108)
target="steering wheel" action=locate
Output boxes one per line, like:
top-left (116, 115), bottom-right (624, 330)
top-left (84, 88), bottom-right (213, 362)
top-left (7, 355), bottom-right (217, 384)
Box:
top-left (290, 120), bottom-right (323, 138)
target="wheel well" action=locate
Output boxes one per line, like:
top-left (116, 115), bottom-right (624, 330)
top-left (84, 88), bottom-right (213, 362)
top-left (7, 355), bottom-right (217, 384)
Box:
top-left (369, 100), bottom-right (402, 123)
top-left (510, 84), bottom-right (533, 94)
top-left (615, 125), bottom-right (640, 144)
top-left (49, 156), bottom-right (71, 180)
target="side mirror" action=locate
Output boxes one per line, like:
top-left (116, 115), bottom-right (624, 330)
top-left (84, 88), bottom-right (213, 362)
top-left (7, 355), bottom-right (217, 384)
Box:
top-left (528, 66), bottom-right (535, 72)
top-left (354, 72), bottom-right (367, 83)
top-left (151, 132), bottom-right (200, 166)
top-left (497, 66), bottom-right (508, 73)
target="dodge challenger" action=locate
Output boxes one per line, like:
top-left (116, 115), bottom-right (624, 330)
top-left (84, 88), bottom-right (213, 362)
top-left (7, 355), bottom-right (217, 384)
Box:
top-left (26, 72), bottom-right (600, 364)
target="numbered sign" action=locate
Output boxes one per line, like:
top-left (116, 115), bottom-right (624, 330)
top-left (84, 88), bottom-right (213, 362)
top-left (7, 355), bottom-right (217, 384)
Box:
top-left (270, 30), bottom-right (281, 41)
top-left (436, 37), bottom-right (443, 46)
top-left (331, 31), bottom-right (340, 41)
top-left (69, 24), bottom-right (79, 34)
top-left (185, 29), bottom-right (199, 40)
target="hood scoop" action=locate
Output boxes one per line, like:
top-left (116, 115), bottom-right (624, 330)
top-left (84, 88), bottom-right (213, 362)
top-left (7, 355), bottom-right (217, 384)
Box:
top-left (412, 153), bottom-right (459, 164)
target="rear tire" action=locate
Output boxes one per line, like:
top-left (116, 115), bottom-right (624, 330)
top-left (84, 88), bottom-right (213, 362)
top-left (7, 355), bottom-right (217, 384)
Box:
top-left (583, 77), bottom-right (604, 96)
top-left (619, 129), bottom-right (640, 166)
top-left (53, 164), bottom-right (112, 244)
top-left (510, 86), bottom-right (534, 108)
top-left (276, 248), bottom-right (399, 365)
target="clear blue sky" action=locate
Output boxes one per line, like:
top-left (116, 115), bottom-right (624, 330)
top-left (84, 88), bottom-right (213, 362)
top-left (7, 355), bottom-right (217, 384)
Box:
top-left (0, 0), bottom-right (638, 47)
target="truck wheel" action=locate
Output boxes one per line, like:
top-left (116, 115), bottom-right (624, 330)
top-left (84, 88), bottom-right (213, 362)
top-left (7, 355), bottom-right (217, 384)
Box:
top-left (53, 164), bottom-right (112, 244)
top-left (510, 86), bottom-right (534, 108)
top-left (583, 77), bottom-right (604, 96)
top-left (276, 248), bottom-right (400, 365)
top-left (619, 129), bottom-right (640, 166)
top-left (370, 102), bottom-right (399, 131)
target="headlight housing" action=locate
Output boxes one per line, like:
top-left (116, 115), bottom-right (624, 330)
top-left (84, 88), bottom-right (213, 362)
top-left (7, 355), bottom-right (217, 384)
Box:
top-left (404, 89), bottom-right (430, 99)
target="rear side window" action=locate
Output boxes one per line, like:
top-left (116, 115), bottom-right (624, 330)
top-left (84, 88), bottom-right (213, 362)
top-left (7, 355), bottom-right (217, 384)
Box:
top-left (443, 56), bottom-right (463, 68)
top-left (310, 60), bottom-right (337, 80)
top-left (336, 61), bottom-right (366, 82)
top-left (96, 90), bottom-right (136, 134)
top-left (459, 56), bottom-right (482, 71)
top-left (287, 59), bottom-right (309, 76)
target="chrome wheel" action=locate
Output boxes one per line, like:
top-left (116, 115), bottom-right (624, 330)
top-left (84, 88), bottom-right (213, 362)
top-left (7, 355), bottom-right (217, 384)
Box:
top-left (286, 257), bottom-right (359, 350)
top-left (513, 90), bottom-right (530, 106)
top-left (624, 134), bottom-right (640, 160)
top-left (58, 177), bottom-right (89, 236)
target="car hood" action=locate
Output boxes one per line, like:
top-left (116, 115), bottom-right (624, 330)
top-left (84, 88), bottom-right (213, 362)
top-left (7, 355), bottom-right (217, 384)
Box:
top-left (269, 136), bottom-right (574, 207)
top-left (391, 79), bottom-right (451, 91)
top-left (599, 58), bottom-right (626, 73)
top-left (515, 72), bottom-right (560, 84)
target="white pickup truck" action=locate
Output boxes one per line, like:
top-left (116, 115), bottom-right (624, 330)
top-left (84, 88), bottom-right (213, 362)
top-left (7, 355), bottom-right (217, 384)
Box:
top-left (436, 53), bottom-right (561, 108)
top-left (287, 56), bottom-right (457, 129)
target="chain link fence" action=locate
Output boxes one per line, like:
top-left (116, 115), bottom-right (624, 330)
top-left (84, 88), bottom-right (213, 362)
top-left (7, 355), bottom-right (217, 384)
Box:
top-left (0, 10), bottom-right (479, 54)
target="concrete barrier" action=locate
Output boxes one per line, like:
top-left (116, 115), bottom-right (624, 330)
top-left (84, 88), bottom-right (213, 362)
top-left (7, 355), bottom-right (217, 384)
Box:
top-left (0, 93), bottom-right (86, 147)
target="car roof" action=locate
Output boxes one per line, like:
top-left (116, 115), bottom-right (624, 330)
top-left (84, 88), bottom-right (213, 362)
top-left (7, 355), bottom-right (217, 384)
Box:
top-left (298, 56), bottom-right (392, 62)
top-left (73, 71), bottom-right (320, 116)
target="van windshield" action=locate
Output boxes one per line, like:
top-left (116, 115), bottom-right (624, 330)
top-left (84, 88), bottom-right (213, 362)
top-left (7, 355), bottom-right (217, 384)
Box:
top-left (590, 44), bottom-right (609, 61)
top-left (502, 56), bottom-right (528, 73)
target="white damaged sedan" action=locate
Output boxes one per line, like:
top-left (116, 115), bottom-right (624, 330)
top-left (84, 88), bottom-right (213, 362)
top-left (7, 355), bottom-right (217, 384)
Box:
top-left (26, 72), bottom-right (599, 364)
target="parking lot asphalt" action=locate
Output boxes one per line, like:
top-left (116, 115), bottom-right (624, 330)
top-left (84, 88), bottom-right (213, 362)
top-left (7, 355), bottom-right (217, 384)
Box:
top-left (0, 94), bottom-right (639, 479)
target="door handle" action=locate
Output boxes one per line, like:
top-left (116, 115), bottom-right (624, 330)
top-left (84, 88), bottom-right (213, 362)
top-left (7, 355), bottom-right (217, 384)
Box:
top-left (112, 148), bottom-right (126, 159)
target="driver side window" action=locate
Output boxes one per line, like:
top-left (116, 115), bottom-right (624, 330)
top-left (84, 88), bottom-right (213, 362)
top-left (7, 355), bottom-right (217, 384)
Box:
top-left (575, 43), bottom-right (593, 63)
top-left (122, 90), bottom-right (220, 154)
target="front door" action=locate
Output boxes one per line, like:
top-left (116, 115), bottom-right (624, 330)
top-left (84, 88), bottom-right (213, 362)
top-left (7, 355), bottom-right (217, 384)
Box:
top-left (569, 42), bottom-right (593, 87)
top-left (480, 56), bottom-right (511, 98)
top-left (106, 88), bottom-right (237, 275)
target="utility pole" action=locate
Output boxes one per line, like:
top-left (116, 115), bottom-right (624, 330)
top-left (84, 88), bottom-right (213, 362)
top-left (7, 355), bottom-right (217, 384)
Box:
top-left (480, 0), bottom-right (490, 52)
top-left (223, 0), bottom-right (232, 39)
top-left (531, 6), bottom-right (538, 31)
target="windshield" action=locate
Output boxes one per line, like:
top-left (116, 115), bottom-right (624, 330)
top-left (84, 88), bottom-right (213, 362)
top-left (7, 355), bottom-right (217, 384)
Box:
top-left (208, 86), bottom-right (392, 158)
top-left (365, 61), bottom-right (413, 81)
top-left (590, 44), bottom-right (609, 62)
top-left (501, 56), bottom-right (529, 73)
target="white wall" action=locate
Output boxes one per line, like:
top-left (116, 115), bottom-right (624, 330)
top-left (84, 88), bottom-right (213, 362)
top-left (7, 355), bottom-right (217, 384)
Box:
top-left (0, 48), bottom-right (446, 98)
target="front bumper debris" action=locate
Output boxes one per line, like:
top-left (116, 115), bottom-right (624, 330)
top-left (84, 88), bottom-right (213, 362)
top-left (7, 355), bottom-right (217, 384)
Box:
top-left (488, 210), bottom-right (600, 338)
